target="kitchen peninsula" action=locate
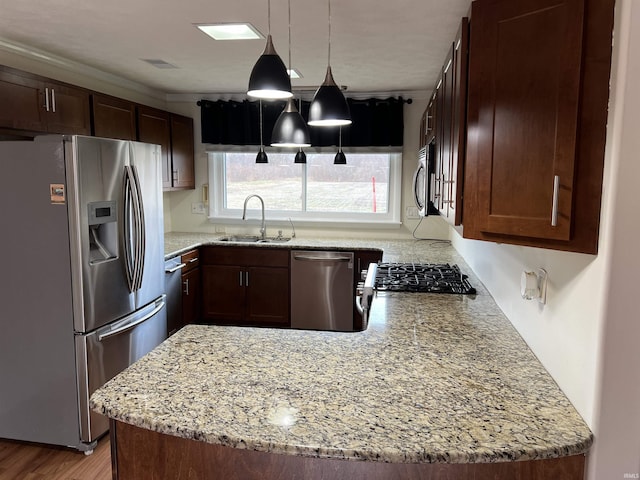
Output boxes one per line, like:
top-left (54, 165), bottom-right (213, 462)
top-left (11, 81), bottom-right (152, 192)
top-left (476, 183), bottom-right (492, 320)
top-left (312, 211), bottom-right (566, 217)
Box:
top-left (90, 235), bottom-right (592, 480)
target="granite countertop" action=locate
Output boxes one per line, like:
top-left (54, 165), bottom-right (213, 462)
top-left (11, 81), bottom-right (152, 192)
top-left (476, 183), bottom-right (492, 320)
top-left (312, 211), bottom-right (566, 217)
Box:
top-left (91, 233), bottom-right (592, 464)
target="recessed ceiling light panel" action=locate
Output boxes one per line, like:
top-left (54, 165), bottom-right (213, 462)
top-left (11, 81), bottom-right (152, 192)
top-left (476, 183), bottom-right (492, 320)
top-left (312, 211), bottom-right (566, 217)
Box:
top-left (196, 23), bottom-right (264, 41)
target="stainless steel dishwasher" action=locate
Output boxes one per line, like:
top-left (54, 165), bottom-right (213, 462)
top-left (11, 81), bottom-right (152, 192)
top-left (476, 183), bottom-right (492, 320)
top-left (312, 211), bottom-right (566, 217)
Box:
top-left (290, 250), bottom-right (354, 331)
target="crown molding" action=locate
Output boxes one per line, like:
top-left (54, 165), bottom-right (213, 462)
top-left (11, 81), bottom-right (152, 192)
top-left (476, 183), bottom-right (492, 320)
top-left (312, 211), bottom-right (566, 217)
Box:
top-left (0, 37), bottom-right (166, 101)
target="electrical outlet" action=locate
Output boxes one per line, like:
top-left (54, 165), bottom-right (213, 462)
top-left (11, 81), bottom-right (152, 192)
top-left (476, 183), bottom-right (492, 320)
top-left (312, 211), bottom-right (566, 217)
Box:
top-left (214, 225), bottom-right (226, 233)
top-left (406, 206), bottom-right (420, 219)
top-left (191, 202), bottom-right (206, 215)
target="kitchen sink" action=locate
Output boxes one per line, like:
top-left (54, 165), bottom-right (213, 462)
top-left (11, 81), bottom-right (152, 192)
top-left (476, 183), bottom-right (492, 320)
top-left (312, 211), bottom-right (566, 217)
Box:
top-left (218, 235), bottom-right (291, 243)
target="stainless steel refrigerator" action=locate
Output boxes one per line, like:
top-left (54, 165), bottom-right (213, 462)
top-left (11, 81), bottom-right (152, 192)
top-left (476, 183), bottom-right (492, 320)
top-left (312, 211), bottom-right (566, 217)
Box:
top-left (0, 135), bottom-right (167, 453)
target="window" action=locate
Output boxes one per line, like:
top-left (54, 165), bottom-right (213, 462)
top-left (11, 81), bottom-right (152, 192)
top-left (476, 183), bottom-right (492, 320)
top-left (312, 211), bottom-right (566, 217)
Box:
top-left (208, 150), bottom-right (401, 227)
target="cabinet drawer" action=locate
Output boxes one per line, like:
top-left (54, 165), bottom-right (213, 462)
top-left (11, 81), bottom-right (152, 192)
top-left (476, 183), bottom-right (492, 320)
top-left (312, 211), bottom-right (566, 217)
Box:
top-left (201, 246), bottom-right (289, 268)
top-left (181, 249), bottom-right (200, 273)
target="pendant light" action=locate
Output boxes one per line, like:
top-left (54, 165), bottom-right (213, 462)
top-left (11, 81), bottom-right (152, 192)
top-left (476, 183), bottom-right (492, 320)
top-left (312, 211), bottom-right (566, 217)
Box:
top-left (334, 127), bottom-right (346, 164)
top-left (271, 0), bottom-right (311, 148)
top-left (294, 147), bottom-right (307, 164)
top-left (248, 0), bottom-right (293, 100)
top-left (308, 0), bottom-right (352, 127)
top-left (256, 100), bottom-right (269, 163)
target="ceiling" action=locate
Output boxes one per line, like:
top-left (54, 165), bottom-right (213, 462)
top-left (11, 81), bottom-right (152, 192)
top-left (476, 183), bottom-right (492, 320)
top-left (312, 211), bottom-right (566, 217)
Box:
top-left (0, 0), bottom-right (471, 96)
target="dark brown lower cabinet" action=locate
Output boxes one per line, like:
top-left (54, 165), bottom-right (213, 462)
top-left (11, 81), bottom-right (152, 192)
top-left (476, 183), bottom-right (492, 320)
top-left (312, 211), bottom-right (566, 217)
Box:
top-left (201, 246), bottom-right (290, 327)
top-left (110, 420), bottom-right (586, 480)
top-left (180, 249), bottom-right (201, 325)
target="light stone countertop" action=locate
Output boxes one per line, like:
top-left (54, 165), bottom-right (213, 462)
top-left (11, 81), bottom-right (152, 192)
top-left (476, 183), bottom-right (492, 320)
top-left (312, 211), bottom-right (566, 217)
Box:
top-left (90, 232), bottom-right (592, 464)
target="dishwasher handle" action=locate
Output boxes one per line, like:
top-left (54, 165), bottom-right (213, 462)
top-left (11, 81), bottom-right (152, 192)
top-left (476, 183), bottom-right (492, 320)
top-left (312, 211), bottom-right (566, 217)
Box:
top-left (292, 254), bottom-right (352, 262)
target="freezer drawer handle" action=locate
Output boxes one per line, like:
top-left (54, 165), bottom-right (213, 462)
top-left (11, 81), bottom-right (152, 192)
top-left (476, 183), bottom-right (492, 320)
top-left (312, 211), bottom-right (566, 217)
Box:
top-left (165, 262), bottom-right (186, 274)
top-left (98, 298), bottom-right (165, 341)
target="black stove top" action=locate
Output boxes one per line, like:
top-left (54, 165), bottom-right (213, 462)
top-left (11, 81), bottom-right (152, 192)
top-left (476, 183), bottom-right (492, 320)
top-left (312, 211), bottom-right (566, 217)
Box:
top-left (374, 262), bottom-right (476, 294)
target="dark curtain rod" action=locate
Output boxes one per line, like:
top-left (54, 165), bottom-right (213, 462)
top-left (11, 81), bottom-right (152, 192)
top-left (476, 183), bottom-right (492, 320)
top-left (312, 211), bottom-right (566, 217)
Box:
top-left (196, 96), bottom-right (412, 107)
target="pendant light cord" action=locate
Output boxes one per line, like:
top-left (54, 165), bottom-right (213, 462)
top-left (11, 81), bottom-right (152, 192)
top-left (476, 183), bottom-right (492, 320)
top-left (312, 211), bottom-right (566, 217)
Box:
top-left (267, 0), bottom-right (271, 36)
top-left (288, 0), bottom-right (292, 70)
top-left (327, 0), bottom-right (332, 67)
top-left (259, 99), bottom-right (264, 148)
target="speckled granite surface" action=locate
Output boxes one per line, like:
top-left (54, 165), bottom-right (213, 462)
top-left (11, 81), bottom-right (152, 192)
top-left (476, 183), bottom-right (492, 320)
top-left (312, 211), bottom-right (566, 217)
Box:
top-left (91, 233), bottom-right (592, 464)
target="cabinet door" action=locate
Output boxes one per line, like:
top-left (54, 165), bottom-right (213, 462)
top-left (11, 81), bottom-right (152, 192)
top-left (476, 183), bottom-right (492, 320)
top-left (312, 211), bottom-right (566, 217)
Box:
top-left (439, 45), bottom-right (455, 220)
top-left (447, 17), bottom-right (469, 227)
top-left (137, 106), bottom-right (172, 189)
top-left (181, 268), bottom-right (201, 325)
top-left (45, 82), bottom-right (91, 135)
top-left (92, 93), bottom-right (137, 140)
top-left (169, 114), bottom-right (195, 190)
top-left (464, 0), bottom-right (584, 241)
top-left (245, 266), bottom-right (290, 327)
top-left (201, 265), bottom-right (244, 323)
top-left (0, 69), bottom-right (46, 132)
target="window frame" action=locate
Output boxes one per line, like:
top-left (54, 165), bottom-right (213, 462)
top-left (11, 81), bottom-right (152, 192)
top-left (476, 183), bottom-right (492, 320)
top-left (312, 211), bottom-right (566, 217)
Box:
top-left (207, 147), bottom-right (402, 229)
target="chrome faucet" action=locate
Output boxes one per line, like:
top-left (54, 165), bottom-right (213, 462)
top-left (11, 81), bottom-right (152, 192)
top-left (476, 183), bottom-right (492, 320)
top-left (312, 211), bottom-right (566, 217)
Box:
top-left (242, 194), bottom-right (266, 240)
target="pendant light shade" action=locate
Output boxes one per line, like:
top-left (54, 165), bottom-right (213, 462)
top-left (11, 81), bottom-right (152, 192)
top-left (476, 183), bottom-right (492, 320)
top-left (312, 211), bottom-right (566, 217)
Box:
top-left (308, 66), bottom-right (351, 126)
top-left (256, 146), bottom-right (269, 163)
top-left (271, 0), bottom-right (310, 147)
top-left (247, 0), bottom-right (292, 100)
top-left (294, 148), bottom-right (307, 164)
top-left (308, 0), bottom-right (351, 127)
top-left (272, 100), bottom-right (311, 147)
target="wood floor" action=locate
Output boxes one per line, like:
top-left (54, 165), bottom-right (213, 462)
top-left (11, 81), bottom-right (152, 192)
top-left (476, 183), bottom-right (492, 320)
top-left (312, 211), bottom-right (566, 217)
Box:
top-left (0, 436), bottom-right (111, 480)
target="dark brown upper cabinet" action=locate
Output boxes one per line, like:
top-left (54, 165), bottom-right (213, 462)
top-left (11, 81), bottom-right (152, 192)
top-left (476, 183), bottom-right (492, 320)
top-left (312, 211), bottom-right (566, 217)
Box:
top-left (91, 93), bottom-right (136, 141)
top-left (462, 0), bottom-right (614, 254)
top-left (425, 17), bottom-right (468, 227)
top-left (137, 106), bottom-right (172, 189)
top-left (0, 66), bottom-right (90, 135)
top-left (137, 107), bottom-right (195, 191)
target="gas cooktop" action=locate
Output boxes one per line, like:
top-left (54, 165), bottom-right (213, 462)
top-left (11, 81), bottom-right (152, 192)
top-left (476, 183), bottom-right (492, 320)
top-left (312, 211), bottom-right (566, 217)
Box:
top-left (374, 262), bottom-right (476, 294)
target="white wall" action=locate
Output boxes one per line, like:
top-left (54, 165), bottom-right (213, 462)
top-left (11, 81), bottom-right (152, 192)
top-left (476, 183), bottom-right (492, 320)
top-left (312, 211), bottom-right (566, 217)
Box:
top-left (163, 94), bottom-right (449, 240)
top-left (451, 0), bottom-right (640, 477)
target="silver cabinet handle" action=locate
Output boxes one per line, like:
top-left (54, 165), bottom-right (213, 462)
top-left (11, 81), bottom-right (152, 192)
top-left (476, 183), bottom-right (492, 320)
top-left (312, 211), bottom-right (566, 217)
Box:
top-left (188, 257), bottom-right (199, 263)
top-left (51, 88), bottom-right (56, 113)
top-left (239, 271), bottom-right (243, 287)
top-left (183, 278), bottom-right (190, 295)
top-left (551, 175), bottom-right (560, 227)
top-left (245, 271), bottom-right (249, 287)
top-left (44, 87), bottom-right (50, 111)
top-left (165, 262), bottom-right (186, 274)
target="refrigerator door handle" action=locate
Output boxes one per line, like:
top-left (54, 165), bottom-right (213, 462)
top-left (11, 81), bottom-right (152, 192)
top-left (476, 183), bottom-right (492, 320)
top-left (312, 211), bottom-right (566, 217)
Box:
top-left (130, 165), bottom-right (146, 292)
top-left (97, 296), bottom-right (166, 342)
top-left (123, 165), bottom-right (146, 293)
top-left (123, 166), bottom-right (136, 292)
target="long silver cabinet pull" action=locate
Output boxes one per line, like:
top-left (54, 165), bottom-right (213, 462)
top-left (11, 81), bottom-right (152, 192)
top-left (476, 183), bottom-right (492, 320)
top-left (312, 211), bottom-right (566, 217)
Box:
top-left (165, 262), bottom-right (186, 274)
top-left (239, 271), bottom-right (243, 287)
top-left (183, 278), bottom-right (190, 295)
top-left (44, 88), bottom-right (50, 111)
top-left (51, 88), bottom-right (56, 113)
top-left (245, 271), bottom-right (249, 287)
top-left (551, 175), bottom-right (560, 227)
top-left (188, 257), bottom-right (199, 263)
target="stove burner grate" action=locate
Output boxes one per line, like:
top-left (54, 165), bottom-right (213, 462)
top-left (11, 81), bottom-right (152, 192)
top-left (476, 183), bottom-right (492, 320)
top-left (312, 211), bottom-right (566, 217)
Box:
top-left (375, 262), bottom-right (476, 294)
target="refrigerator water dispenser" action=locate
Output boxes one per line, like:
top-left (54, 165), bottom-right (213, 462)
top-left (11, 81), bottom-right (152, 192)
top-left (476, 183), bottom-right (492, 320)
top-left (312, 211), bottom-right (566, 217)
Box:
top-left (88, 200), bottom-right (118, 263)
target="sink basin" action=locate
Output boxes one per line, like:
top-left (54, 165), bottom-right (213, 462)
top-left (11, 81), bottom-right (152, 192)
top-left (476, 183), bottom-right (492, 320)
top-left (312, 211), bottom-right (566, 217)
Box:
top-left (218, 235), bottom-right (291, 243)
